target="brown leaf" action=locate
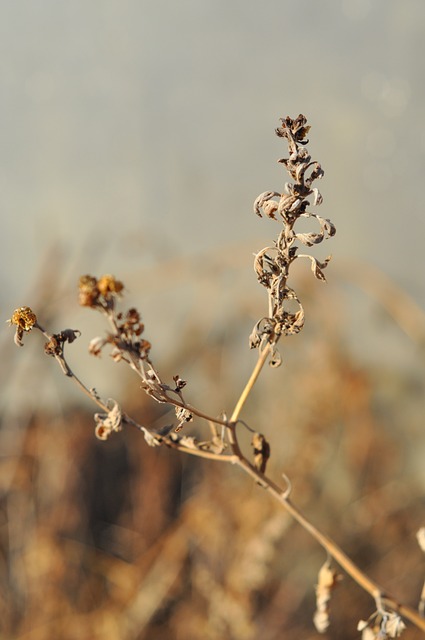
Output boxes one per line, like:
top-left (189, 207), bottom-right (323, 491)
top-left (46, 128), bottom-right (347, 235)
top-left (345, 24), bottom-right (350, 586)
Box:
top-left (251, 433), bottom-right (271, 474)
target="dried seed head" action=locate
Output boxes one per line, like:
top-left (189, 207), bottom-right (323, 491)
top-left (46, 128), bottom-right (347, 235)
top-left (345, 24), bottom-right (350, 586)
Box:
top-left (251, 115), bottom-right (335, 362)
top-left (79, 274), bottom-right (124, 309)
top-left (97, 274), bottom-right (124, 298)
top-left (8, 306), bottom-right (37, 346)
top-left (78, 275), bottom-right (100, 307)
top-left (8, 306), bottom-right (37, 331)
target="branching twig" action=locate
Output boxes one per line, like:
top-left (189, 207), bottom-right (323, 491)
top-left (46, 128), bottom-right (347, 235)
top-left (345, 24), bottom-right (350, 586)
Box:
top-left (7, 114), bottom-right (425, 636)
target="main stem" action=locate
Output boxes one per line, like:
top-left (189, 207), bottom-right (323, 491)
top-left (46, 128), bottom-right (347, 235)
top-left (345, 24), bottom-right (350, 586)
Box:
top-left (228, 343), bottom-right (425, 633)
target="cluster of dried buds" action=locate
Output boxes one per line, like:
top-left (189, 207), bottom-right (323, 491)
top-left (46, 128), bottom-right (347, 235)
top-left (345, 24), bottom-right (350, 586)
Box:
top-left (251, 114), bottom-right (336, 365)
top-left (79, 274), bottom-right (194, 435)
top-left (78, 274), bottom-right (152, 364)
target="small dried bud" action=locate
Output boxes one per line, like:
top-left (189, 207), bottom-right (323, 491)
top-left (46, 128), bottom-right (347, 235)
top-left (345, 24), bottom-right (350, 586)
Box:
top-left (97, 274), bottom-right (124, 298)
top-left (78, 275), bottom-right (99, 307)
top-left (175, 407), bottom-right (193, 432)
top-left (8, 306), bottom-right (37, 346)
top-left (88, 336), bottom-right (107, 357)
top-left (173, 374), bottom-right (187, 392)
top-left (120, 308), bottom-right (145, 337)
top-left (44, 335), bottom-right (61, 356)
top-left (94, 400), bottom-right (122, 441)
top-left (45, 329), bottom-right (81, 357)
top-left (136, 339), bottom-right (151, 360)
top-left (251, 432), bottom-right (270, 474)
top-left (95, 424), bottom-right (110, 441)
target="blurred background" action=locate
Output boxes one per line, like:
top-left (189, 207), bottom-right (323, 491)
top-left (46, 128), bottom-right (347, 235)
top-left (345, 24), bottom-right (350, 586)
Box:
top-left (1, 1), bottom-right (425, 638)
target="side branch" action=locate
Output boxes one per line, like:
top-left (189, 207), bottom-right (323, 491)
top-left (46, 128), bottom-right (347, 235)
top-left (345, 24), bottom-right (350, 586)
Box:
top-left (230, 343), bottom-right (272, 423)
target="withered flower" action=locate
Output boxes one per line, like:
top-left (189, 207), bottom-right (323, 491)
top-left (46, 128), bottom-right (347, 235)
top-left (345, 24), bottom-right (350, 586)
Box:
top-left (88, 336), bottom-right (108, 357)
top-left (94, 400), bottom-right (122, 441)
top-left (173, 374), bottom-right (187, 392)
top-left (44, 329), bottom-right (81, 357)
top-left (175, 406), bottom-right (193, 432)
top-left (97, 274), bottom-right (124, 298)
top-left (118, 308), bottom-right (145, 338)
top-left (8, 306), bottom-right (37, 347)
top-left (251, 114), bottom-right (335, 363)
top-left (78, 275), bottom-right (99, 307)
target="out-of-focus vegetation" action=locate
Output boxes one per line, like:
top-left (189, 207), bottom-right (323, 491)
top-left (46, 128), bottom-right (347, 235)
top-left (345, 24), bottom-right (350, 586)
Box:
top-left (2, 255), bottom-right (425, 639)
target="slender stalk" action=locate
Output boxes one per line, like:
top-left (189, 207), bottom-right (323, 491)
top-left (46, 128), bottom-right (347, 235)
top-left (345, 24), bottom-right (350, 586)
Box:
top-left (231, 446), bottom-right (425, 632)
top-left (230, 343), bottom-right (272, 423)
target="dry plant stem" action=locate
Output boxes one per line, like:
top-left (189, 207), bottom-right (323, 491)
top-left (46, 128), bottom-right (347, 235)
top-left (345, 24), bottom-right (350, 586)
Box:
top-left (34, 324), bottom-right (232, 463)
top-left (36, 323), bottom-right (226, 427)
top-left (226, 422), bottom-right (425, 631)
top-left (22, 316), bottom-right (425, 632)
top-left (35, 323), bottom-right (105, 409)
top-left (227, 349), bottom-right (425, 631)
top-left (42, 303), bottom-right (423, 630)
top-left (230, 343), bottom-right (272, 423)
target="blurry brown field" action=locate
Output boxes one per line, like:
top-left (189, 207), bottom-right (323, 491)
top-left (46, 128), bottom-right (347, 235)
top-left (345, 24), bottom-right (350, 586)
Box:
top-left (2, 248), bottom-right (425, 640)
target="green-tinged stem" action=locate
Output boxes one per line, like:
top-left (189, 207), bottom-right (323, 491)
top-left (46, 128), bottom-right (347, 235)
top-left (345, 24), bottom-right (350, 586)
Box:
top-left (230, 343), bottom-right (272, 423)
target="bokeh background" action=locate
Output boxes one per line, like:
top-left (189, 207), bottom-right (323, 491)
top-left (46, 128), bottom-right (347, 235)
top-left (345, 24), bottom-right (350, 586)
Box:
top-left (1, 1), bottom-right (425, 638)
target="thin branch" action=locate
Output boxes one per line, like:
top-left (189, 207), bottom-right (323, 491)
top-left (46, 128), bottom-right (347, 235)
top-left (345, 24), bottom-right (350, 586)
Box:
top-left (230, 343), bottom-right (272, 423)
top-left (228, 437), bottom-right (425, 632)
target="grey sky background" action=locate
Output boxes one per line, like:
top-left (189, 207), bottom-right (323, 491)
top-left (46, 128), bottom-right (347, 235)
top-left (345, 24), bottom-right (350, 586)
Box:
top-left (2, 0), bottom-right (425, 407)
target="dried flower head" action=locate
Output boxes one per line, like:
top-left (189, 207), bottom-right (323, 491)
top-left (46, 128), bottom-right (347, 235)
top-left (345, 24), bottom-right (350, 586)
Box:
top-left (78, 275), bottom-right (100, 307)
top-left (78, 274), bottom-right (124, 309)
top-left (8, 306), bottom-right (37, 346)
top-left (97, 274), bottom-right (124, 298)
top-left (251, 115), bottom-right (335, 364)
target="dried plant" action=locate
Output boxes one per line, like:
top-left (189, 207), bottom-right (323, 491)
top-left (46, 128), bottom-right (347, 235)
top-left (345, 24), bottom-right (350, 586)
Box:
top-left (7, 114), bottom-right (425, 636)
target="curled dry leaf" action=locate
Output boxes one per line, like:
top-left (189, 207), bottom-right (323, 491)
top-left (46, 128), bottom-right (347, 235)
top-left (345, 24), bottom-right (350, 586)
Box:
top-left (173, 374), bottom-right (187, 392)
top-left (251, 432), bottom-right (271, 474)
top-left (313, 561), bottom-right (342, 633)
top-left (174, 406), bottom-right (193, 432)
top-left (358, 611), bottom-right (406, 639)
top-left (44, 329), bottom-right (81, 357)
top-left (253, 191), bottom-right (280, 217)
top-left (94, 400), bottom-right (122, 441)
top-left (385, 613), bottom-right (406, 638)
